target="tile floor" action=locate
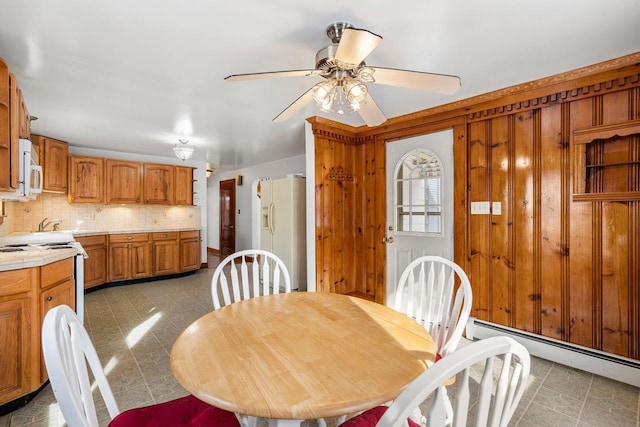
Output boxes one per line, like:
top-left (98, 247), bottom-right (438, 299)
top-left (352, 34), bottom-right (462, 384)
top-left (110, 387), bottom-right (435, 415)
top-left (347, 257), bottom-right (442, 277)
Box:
top-left (1, 266), bottom-right (639, 426)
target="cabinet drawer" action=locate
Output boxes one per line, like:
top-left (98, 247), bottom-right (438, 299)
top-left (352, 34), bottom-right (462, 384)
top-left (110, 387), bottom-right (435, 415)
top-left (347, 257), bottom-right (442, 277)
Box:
top-left (152, 232), bottom-right (179, 241)
top-left (179, 230), bottom-right (200, 240)
top-left (75, 234), bottom-right (107, 247)
top-left (41, 258), bottom-right (74, 289)
top-left (109, 233), bottom-right (149, 243)
top-left (0, 268), bottom-right (34, 297)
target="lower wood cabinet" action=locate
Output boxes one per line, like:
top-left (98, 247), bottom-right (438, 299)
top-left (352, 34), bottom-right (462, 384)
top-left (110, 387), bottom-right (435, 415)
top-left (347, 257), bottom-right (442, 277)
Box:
top-left (0, 257), bottom-right (75, 407)
top-left (108, 233), bottom-right (152, 282)
top-left (75, 235), bottom-right (107, 289)
top-left (152, 232), bottom-right (180, 276)
top-left (180, 230), bottom-right (201, 272)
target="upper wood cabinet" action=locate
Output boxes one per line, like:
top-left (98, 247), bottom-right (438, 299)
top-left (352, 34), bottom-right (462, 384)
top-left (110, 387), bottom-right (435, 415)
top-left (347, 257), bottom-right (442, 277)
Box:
top-left (31, 135), bottom-right (69, 193)
top-left (0, 59), bottom-right (10, 191)
top-left (68, 155), bottom-right (104, 203)
top-left (175, 166), bottom-right (194, 205)
top-left (1, 57), bottom-right (31, 192)
top-left (106, 159), bottom-right (142, 204)
top-left (143, 163), bottom-right (174, 204)
top-left (1, 62), bottom-right (26, 191)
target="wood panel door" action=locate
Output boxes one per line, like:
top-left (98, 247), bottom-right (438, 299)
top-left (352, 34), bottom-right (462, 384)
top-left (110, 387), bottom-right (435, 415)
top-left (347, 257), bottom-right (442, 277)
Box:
top-left (106, 159), bottom-right (141, 204)
top-left (41, 137), bottom-right (68, 193)
top-left (175, 166), bottom-right (193, 205)
top-left (68, 156), bottom-right (104, 203)
top-left (130, 242), bottom-right (152, 279)
top-left (179, 230), bottom-right (201, 272)
top-left (0, 59), bottom-right (10, 190)
top-left (143, 163), bottom-right (174, 204)
top-left (108, 243), bottom-right (130, 282)
top-left (219, 179), bottom-right (236, 258)
top-left (153, 233), bottom-right (180, 276)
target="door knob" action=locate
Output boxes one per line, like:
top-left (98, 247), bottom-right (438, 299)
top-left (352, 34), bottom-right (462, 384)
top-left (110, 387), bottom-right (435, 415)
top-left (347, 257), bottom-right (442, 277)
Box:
top-left (382, 237), bottom-right (395, 244)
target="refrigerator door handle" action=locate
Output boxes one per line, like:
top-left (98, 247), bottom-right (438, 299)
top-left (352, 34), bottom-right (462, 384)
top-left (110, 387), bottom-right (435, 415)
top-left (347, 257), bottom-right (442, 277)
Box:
top-left (269, 203), bottom-right (275, 234)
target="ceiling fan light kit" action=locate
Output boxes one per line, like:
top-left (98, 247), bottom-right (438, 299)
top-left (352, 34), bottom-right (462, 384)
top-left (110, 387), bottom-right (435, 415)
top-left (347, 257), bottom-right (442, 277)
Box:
top-left (225, 21), bottom-right (461, 127)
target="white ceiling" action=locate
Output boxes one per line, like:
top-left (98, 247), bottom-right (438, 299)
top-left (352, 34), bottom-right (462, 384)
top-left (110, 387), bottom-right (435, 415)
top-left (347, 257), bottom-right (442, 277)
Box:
top-left (1, 1), bottom-right (638, 171)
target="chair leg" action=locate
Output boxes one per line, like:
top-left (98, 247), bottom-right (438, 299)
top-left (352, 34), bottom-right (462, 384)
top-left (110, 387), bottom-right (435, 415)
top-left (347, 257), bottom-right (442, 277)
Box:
top-left (409, 407), bottom-right (426, 427)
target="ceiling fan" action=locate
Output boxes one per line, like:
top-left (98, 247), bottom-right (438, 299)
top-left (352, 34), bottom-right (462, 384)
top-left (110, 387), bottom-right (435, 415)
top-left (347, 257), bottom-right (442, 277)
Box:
top-left (225, 21), bottom-right (462, 127)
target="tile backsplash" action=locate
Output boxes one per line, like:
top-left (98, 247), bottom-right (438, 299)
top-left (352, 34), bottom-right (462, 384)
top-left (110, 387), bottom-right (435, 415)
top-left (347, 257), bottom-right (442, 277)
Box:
top-left (5, 193), bottom-right (201, 234)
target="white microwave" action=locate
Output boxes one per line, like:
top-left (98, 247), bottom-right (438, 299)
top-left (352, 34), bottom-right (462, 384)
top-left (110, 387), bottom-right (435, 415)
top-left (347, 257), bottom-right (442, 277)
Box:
top-left (0, 138), bottom-right (43, 201)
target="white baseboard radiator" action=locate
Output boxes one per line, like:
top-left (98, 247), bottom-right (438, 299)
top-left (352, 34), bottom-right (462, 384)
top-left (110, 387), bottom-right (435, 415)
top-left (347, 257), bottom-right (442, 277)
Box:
top-left (466, 318), bottom-right (640, 388)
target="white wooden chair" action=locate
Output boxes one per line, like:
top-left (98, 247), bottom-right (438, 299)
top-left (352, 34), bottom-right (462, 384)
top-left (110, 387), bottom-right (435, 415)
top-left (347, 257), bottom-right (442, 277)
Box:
top-left (211, 249), bottom-right (291, 310)
top-left (393, 256), bottom-right (472, 360)
top-left (42, 304), bottom-right (240, 427)
top-left (339, 336), bottom-right (531, 427)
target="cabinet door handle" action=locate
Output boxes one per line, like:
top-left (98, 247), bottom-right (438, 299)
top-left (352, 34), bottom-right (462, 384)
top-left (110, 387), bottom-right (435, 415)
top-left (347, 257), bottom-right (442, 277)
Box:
top-left (126, 236), bottom-right (134, 240)
top-left (45, 296), bottom-right (53, 302)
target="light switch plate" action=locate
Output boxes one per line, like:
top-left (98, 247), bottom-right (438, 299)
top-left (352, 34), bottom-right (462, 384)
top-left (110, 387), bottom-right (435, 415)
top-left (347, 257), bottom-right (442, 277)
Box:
top-left (492, 201), bottom-right (502, 215)
top-left (471, 201), bottom-right (491, 215)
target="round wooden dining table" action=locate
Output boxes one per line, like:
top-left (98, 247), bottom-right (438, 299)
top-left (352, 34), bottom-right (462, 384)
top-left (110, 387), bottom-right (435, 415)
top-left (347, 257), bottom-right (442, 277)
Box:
top-left (170, 292), bottom-right (436, 427)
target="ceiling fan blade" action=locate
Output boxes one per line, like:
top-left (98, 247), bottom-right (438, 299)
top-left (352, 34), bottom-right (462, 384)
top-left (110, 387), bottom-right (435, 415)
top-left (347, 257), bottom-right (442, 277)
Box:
top-left (273, 87), bottom-right (316, 122)
top-left (225, 69), bottom-right (323, 82)
top-left (358, 93), bottom-right (386, 127)
top-left (368, 66), bottom-right (461, 95)
top-left (334, 28), bottom-right (383, 69)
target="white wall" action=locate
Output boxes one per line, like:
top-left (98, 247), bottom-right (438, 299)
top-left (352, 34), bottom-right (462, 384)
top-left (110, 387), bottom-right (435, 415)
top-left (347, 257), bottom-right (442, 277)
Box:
top-left (207, 154), bottom-right (306, 251)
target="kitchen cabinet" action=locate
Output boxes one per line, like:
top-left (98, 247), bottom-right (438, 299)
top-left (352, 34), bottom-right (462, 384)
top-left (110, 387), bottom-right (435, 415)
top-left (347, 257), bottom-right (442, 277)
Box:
top-left (38, 258), bottom-right (75, 383)
top-left (31, 135), bottom-right (69, 193)
top-left (108, 233), bottom-right (152, 282)
top-left (0, 60), bottom-right (28, 192)
top-left (76, 235), bottom-right (107, 289)
top-left (0, 257), bottom-right (75, 407)
top-left (0, 59), bottom-right (9, 190)
top-left (0, 268), bottom-right (38, 406)
top-left (152, 232), bottom-right (180, 276)
top-left (143, 163), bottom-right (174, 204)
top-left (106, 159), bottom-right (142, 204)
top-left (68, 156), bottom-right (104, 204)
top-left (175, 166), bottom-right (194, 205)
top-left (179, 230), bottom-right (201, 272)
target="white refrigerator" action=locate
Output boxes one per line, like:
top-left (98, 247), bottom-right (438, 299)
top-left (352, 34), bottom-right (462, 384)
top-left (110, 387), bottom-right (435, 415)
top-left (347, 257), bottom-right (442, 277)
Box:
top-left (260, 177), bottom-right (306, 290)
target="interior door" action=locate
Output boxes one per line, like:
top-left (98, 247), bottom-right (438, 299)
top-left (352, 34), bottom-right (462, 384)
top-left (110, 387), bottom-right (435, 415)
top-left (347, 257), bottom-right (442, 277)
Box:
top-left (219, 179), bottom-right (236, 258)
top-left (385, 129), bottom-right (454, 304)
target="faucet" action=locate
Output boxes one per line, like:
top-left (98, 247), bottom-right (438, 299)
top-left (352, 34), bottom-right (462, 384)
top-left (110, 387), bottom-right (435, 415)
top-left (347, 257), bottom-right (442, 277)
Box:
top-left (38, 217), bottom-right (62, 232)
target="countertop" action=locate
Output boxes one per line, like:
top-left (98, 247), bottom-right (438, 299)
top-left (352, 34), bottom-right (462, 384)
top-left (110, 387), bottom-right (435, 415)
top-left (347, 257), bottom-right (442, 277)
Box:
top-left (72, 228), bottom-right (199, 237)
top-left (0, 247), bottom-right (79, 272)
top-left (0, 228), bottom-right (200, 271)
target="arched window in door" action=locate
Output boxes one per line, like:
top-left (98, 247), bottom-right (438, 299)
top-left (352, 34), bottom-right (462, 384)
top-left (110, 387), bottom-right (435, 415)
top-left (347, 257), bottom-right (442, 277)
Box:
top-left (394, 149), bottom-right (443, 234)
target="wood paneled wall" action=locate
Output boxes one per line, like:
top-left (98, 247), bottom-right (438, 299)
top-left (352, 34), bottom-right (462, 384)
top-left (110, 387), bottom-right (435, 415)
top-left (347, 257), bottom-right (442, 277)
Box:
top-left (311, 53), bottom-right (640, 360)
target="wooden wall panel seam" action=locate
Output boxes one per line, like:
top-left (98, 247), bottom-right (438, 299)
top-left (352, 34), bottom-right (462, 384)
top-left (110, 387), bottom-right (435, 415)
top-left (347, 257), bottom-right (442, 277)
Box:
top-left (508, 115), bottom-right (516, 328)
top-left (560, 104), bottom-right (570, 341)
top-left (533, 109), bottom-right (542, 335)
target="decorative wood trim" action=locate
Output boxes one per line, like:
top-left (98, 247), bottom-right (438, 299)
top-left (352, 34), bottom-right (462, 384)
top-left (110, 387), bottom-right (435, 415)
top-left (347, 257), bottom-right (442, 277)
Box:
top-left (326, 166), bottom-right (355, 182)
top-left (572, 119), bottom-right (640, 145)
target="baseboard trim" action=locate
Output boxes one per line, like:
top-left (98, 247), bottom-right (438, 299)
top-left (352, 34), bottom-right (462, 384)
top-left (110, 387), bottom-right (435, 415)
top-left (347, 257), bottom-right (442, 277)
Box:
top-left (467, 318), bottom-right (640, 387)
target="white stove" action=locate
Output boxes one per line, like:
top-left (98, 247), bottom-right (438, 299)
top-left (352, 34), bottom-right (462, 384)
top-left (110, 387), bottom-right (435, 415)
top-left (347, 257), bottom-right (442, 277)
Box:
top-left (0, 231), bottom-right (86, 323)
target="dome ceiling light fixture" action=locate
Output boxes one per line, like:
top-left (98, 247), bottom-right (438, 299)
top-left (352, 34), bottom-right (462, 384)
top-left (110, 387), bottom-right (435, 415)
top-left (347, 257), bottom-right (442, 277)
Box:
top-left (225, 21), bottom-right (461, 127)
top-left (173, 139), bottom-right (194, 161)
